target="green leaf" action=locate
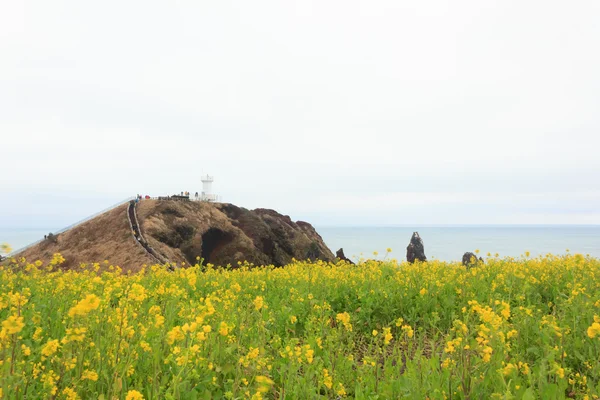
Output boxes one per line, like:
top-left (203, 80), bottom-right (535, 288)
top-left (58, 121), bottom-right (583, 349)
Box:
top-left (522, 388), bottom-right (535, 400)
top-left (541, 383), bottom-right (558, 399)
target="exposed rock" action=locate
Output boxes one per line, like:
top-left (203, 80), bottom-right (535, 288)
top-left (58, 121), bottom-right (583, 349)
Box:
top-left (138, 201), bottom-right (335, 268)
top-left (406, 232), bottom-right (427, 263)
top-left (462, 252), bottom-right (483, 268)
top-left (336, 248), bottom-right (354, 264)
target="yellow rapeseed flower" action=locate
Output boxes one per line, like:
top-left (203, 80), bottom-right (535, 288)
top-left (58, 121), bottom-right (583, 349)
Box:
top-left (219, 321), bottom-right (230, 336)
top-left (322, 369), bottom-right (333, 389)
top-left (128, 284), bottom-right (147, 302)
top-left (68, 294), bottom-right (100, 318)
top-left (587, 320), bottom-right (600, 339)
top-left (81, 370), bottom-right (98, 381)
top-left (2, 315), bottom-right (25, 334)
top-left (125, 390), bottom-right (144, 400)
top-left (253, 296), bottom-right (264, 311)
top-left (42, 339), bottom-right (60, 358)
top-left (62, 387), bottom-right (78, 400)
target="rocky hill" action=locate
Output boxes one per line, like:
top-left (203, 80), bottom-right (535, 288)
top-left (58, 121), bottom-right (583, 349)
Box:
top-left (15, 200), bottom-right (334, 270)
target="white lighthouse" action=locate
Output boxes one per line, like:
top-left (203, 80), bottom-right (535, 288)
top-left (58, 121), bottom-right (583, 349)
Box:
top-left (200, 175), bottom-right (218, 202)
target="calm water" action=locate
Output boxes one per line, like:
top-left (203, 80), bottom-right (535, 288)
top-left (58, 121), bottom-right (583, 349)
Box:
top-left (316, 226), bottom-right (600, 262)
top-left (2, 227), bottom-right (600, 262)
top-left (0, 229), bottom-right (50, 254)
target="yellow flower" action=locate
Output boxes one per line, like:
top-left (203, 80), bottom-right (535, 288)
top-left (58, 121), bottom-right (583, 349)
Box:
top-left (125, 390), bottom-right (144, 400)
top-left (166, 326), bottom-right (185, 345)
top-left (154, 314), bottom-right (165, 328)
top-left (42, 339), bottom-right (60, 358)
top-left (2, 315), bottom-right (25, 334)
top-left (336, 312), bottom-right (352, 331)
top-left (140, 341), bottom-right (152, 352)
top-left (0, 243), bottom-right (12, 255)
top-left (401, 325), bottom-right (414, 338)
top-left (441, 358), bottom-right (454, 369)
top-left (289, 315), bottom-right (297, 324)
top-left (128, 284), bottom-right (147, 302)
top-left (587, 321), bottom-right (600, 338)
top-left (62, 387), bottom-right (78, 400)
top-left (502, 363), bottom-right (516, 376)
top-left (336, 383), bottom-right (347, 397)
top-left (255, 375), bottom-right (274, 385)
top-left (81, 370), bottom-right (98, 381)
top-left (322, 369), bottom-right (333, 389)
top-left (253, 296), bottom-right (264, 310)
top-left (68, 294), bottom-right (100, 318)
top-left (33, 327), bottom-right (43, 341)
top-left (419, 288), bottom-right (427, 296)
top-left (372, 330), bottom-right (378, 336)
top-left (481, 346), bottom-right (493, 363)
top-left (21, 344), bottom-right (31, 356)
top-left (383, 327), bottom-right (393, 345)
top-left (219, 321), bottom-right (230, 336)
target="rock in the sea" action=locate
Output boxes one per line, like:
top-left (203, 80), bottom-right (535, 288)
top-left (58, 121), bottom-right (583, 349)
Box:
top-left (462, 252), bottom-right (483, 268)
top-left (336, 248), bottom-right (354, 264)
top-left (406, 232), bottom-right (427, 263)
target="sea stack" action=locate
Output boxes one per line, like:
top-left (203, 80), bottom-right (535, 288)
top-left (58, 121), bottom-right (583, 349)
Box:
top-left (336, 248), bottom-right (354, 264)
top-left (462, 252), bottom-right (483, 268)
top-left (406, 232), bottom-right (427, 263)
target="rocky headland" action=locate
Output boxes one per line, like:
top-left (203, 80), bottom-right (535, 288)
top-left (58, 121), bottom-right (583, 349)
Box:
top-left (16, 200), bottom-right (335, 271)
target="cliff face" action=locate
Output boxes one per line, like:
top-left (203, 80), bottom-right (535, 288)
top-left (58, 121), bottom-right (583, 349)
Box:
top-left (16, 200), bottom-right (334, 270)
top-left (137, 201), bottom-right (335, 267)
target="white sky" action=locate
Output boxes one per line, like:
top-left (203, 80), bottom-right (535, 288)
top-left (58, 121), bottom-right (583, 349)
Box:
top-left (1, 0), bottom-right (599, 228)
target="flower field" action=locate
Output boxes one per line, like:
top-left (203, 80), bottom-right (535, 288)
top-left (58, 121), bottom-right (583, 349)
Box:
top-left (1, 253), bottom-right (600, 399)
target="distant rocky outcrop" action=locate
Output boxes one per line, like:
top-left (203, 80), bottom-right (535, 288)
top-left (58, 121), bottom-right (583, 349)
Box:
top-left (406, 232), bottom-right (427, 263)
top-left (336, 248), bottom-right (354, 264)
top-left (462, 252), bottom-right (483, 268)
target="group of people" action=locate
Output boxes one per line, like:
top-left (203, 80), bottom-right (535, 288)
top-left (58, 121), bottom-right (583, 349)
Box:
top-left (176, 191), bottom-right (200, 199)
top-left (140, 192), bottom-right (204, 201)
top-left (135, 194), bottom-right (151, 202)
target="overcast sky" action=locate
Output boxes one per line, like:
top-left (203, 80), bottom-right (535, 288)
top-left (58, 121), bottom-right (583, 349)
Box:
top-left (1, 0), bottom-right (599, 228)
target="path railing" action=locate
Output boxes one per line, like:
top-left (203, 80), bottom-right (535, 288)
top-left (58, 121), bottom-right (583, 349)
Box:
top-left (127, 201), bottom-right (169, 266)
top-left (7, 196), bottom-right (136, 257)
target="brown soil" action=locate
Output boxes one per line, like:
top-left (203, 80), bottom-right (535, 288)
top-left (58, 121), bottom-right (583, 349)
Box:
top-left (17, 204), bottom-right (153, 272)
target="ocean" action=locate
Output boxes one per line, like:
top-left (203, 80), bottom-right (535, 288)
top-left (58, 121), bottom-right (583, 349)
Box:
top-left (2, 226), bottom-right (599, 262)
top-left (316, 226), bottom-right (600, 262)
